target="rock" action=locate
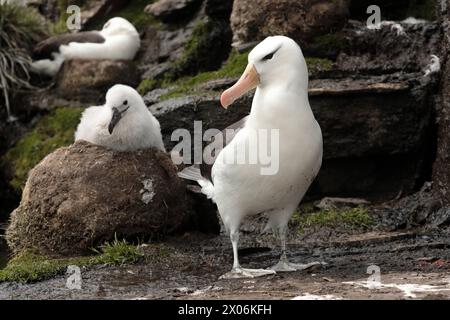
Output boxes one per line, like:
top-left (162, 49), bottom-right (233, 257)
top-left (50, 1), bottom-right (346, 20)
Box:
top-left (170, 18), bottom-right (232, 77)
top-left (373, 182), bottom-right (444, 230)
top-left (315, 197), bottom-right (370, 210)
top-left (139, 0), bottom-right (232, 80)
top-left (56, 59), bottom-right (140, 103)
top-left (337, 21), bottom-right (441, 75)
top-left (230, 0), bottom-right (351, 46)
top-left (199, 78), bottom-right (236, 91)
top-left (145, 0), bottom-right (203, 23)
top-left (143, 88), bottom-right (171, 105)
top-left (6, 141), bottom-right (196, 255)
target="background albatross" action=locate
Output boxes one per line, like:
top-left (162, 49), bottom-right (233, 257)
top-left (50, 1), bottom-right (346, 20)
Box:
top-left (31, 17), bottom-right (140, 76)
top-left (180, 36), bottom-right (323, 279)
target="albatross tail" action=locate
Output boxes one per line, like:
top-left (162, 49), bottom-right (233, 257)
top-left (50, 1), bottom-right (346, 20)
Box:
top-left (30, 53), bottom-right (65, 77)
top-left (178, 166), bottom-right (215, 201)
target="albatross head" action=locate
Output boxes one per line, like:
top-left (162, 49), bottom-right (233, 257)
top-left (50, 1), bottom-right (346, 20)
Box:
top-left (101, 17), bottom-right (139, 38)
top-left (105, 84), bottom-right (147, 134)
top-left (221, 36), bottom-right (308, 108)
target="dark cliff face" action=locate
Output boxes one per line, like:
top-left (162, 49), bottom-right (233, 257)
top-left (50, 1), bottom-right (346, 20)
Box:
top-left (432, 3), bottom-right (450, 204)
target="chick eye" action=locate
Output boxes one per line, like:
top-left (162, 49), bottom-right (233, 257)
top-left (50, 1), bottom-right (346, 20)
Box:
top-left (123, 100), bottom-right (128, 105)
top-left (262, 52), bottom-right (275, 61)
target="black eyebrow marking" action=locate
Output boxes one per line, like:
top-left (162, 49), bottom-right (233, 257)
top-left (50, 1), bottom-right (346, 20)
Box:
top-left (261, 44), bottom-right (282, 61)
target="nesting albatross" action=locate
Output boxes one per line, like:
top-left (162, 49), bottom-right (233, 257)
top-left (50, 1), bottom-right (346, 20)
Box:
top-left (31, 17), bottom-right (140, 76)
top-left (180, 36), bottom-right (323, 279)
top-left (75, 84), bottom-right (165, 152)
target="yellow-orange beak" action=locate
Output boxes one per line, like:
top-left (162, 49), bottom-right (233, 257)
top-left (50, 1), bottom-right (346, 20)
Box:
top-left (220, 64), bottom-right (260, 109)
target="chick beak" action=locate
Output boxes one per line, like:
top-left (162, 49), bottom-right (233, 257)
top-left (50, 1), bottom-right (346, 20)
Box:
top-left (220, 63), bottom-right (260, 109)
top-left (108, 106), bottom-right (129, 134)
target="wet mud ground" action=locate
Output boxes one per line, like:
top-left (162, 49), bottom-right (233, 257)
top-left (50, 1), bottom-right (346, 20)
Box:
top-left (1, 222), bottom-right (450, 300)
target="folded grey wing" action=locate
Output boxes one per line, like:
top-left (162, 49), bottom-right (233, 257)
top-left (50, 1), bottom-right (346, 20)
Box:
top-left (178, 115), bottom-right (249, 184)
top-left (33, 31), bottom-right (105, 60)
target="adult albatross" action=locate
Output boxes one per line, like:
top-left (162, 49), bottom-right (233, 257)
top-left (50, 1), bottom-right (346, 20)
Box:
top-left (31, 17), bottom-right (140, 76)
top-left (179, 36), bottom-right (323, 279)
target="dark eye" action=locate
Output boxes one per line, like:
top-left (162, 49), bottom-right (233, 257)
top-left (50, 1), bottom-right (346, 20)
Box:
top-left (262, 52), bottom-right (275, 61)
top-left (123, 100), bottom-right (128, 105)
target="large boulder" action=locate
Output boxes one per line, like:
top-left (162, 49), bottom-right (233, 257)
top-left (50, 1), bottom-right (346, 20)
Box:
top-left (56, 59), bottom-right (140, 103)
top-left (230, 0), bottom-right (351, 46)
top-left (6, 141), bottom-right (196, 256)
top-left (145, 0), bottom-right (203, 23)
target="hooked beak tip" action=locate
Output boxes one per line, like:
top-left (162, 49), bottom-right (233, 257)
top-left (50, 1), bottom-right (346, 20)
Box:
top-left (220, 92), bottom-right (231, 109)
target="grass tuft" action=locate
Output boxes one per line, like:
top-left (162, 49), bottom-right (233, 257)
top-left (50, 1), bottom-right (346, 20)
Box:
top-left (292, 207), bottom-right (374, 234)
top-left (0, 2), bottom-right (47, 120)
top-left (0, 237), bottom-right (144, 283)
top-left (94, 236), bottom-right (144, 266)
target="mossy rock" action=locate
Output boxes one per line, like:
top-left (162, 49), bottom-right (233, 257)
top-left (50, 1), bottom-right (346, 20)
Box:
top-left (169, 18), bottom-right (232, 79)
top-left (305, 57), bottom-right (334, 77)
top-left (2, 107), bottom-right (83, 191)
top-left (139, 48), bottom-right (249, 98)
top-left (307, 32), bottom-right (348, 58)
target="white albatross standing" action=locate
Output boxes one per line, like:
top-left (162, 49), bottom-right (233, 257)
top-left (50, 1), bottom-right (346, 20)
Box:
top-left (31, 17), bottom-right (140, 76)
top-left (75, 84), bottom-right (165, 152)
top-left (180, 36), bottom-right (323, 279)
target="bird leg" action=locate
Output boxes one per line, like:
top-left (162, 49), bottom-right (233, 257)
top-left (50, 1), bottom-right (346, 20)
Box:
top-left (219, 229), bottom-right (276, 279)
top-left (269, 225), bottom-right (324, 272)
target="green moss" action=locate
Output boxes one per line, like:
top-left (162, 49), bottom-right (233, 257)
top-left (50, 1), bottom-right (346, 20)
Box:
top-left (292, 207), bottom-right (374, 234)
top-left (305, 57), bottom-right (333, 75)
top-left (405, 0), bottom-right (436, 21)
top-left (137, 78), bottom-right (158, 95)
top-left (3, 107), bottom-right (83, 191)
top-left (0, 250), bottom-right (92, 283)
top-left (0, 238), bottom-right (143, 283)
top-left (49, 0), bottom-right (70, 34)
